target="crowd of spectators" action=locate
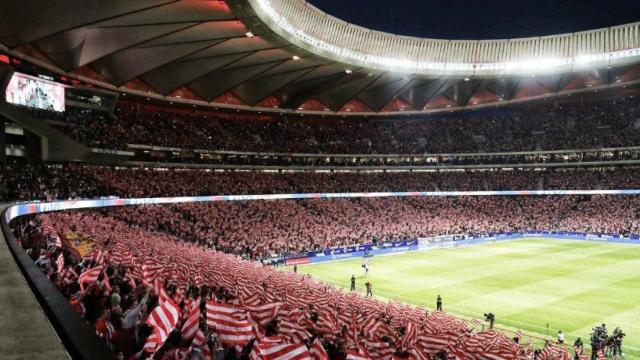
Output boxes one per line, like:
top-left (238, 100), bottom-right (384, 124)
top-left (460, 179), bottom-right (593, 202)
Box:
top-left (0, 162), bottom-right (109, 201)
top-left (5, 159), bottom-right (639, 257)
top-left (2, 161), bottom-right (640, 202)
top-left (101, 195), bottom-right (640, 259)
top-left (17, 209), bottom-right (575, 360)
top-left (8, 92), bottom-right (639, 359)
top-left (48, 96), bottom-right (640, 155)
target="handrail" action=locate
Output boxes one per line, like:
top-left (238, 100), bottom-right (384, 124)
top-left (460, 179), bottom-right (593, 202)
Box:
top-left (1, 208), bottom-right (114, 360)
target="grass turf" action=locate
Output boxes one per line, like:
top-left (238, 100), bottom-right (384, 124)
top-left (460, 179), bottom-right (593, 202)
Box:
top-left (295, 238), bottom-right (640, 358)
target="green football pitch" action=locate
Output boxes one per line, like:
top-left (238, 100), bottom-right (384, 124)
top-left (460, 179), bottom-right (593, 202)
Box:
top-left (295, 238), bottom-right (640, 358)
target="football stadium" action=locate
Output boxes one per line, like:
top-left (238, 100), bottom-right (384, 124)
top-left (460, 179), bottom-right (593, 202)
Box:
top-left (1, 0), bottom-right (640, 359)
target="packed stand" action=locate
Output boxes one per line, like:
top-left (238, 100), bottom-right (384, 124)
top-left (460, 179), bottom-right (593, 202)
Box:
top-left (2, 161), bottom-right (640, 202)
top-left (0, 161), bottom-right (109, 201)
top-left (51, 97), bottom-right (640, 154)
top-left (104, 195), bottom-right (640, 259)
top-left (17, 211), bottom-right (576, 360)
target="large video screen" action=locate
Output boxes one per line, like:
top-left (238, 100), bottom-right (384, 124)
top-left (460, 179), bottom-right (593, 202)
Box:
top-left (5, 72), bottom-right (65, 112)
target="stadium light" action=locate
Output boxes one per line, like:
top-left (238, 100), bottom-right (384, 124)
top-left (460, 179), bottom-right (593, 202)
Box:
top-left (245, 31), bottom-right (255, 38)
top-left (253, 0), bottom-right (640, 75)
top-left (292, 55), bottom-right (300, 61)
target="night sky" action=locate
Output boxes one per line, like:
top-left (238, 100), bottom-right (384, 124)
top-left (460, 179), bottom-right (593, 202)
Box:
top-left (307, 0), bottom-right (640, 40)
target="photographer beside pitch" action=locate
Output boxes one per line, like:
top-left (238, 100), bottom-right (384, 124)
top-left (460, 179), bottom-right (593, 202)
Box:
top-left (590, 324), bottom-right (625, 359)
top-left (612, 327), bottom-right (625, 357)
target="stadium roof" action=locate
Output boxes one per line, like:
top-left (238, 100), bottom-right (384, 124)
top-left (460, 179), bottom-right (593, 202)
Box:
top-left (0, 0), bottom-right (639, 115)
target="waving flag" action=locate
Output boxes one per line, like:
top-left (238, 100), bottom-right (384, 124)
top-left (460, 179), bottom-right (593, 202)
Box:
top-left (41, 212), bottom-right (540, 360)
top-left (206, 301), bottom-right (254, 346)
top-left (142, 260), bottom-right (163, 286)
top-left (55, 253), bottom-right (64, 272)
top-left (309, 338), bottom-right (329, 360)
top-left (401, 321), bottom-right (417, 348)
top-left (181, 301), bottom-right (201, 341)
top-left (243, 302), bottom-right (282, 326)
top-left (250, 341), bottom-right (311, 360)
top-left (144, 297), bottom-right (180, 353)
top-left (363, 339), bottom-right (394, 359)
top-left (78, 265), bottom-right (103, 292)
top-left (279, 319), bottom-right (312, 343)
top-left (91, 249), bottom-right (105, 265)
top-left (346, 346), bottom-right (372, 360)
top-left (62, 266), bottom-right (78, 285)
top-left (537, 342), bottom-right (573, 360)
top-left (189, 328), bottom-right (212, 359)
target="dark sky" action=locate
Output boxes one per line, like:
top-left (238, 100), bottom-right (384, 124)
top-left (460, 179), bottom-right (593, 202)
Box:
top-left (307, 0), bottom-right (640, 40)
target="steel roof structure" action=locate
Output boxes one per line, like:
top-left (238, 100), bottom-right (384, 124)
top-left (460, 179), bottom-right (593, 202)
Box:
top-left (0, 0), bottom-right (639, 115)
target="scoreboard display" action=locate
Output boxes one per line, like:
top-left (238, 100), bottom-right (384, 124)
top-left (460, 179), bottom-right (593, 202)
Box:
top-left (5, 71), bottom-right (65, 112)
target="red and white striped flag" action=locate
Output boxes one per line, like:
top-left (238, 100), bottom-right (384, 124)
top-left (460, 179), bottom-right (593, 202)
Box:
top-left (156, 279), bottom-right (167, 300)
top-left (250, 341), bottom-right (311, 360)
top-left (206, 301), bottom-right (254, 346)
top-left (101, 271), bottom-right (112, 293)
top-left (111, 249), bottom-right (133, 266)
top-left (94, 249), bottom-right (105, 265)
top-left (189, 328), bottom-right (212, 359)
top-left (346, 346), bottom-right (372, 360)
top-left (181, 301), bottom-right (201, 341)
top-left (62, 266), bottom-right (78, 285)
top-left (39, 220), bottom-right (62, 248)
top-left (408, 348), bottom-right (430, 360)
top-left (401, 321), bottom-right (417, 348)
top-left (143, 330), bottom-right (162, 354)
top-left (361, 314), bottom-right (393, 340)
top-left (309, 338), bottom-right (329, 360)
top-left (279, 319), bottom-right (312, 343)
top-left (78, 265), bottom-right (103, 292)
top-left (363, 339), bottom-right (394, 359)
top-left (55, 253), bottom-right (64, 272)
top-left (415, 333), bottom-right (450, 355)
top-left (537, 342), bottom-right (574, 360)
top-left (142, 260), bottom-right (163, 286)
top-left (242, 292), bottom-right (262, 306)
top-left (243, 302), bottom-right (282, 327)
top-left (206, 302), bottom-right (245, 328)
top-left (144, 298), bottom-right (180, 353)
